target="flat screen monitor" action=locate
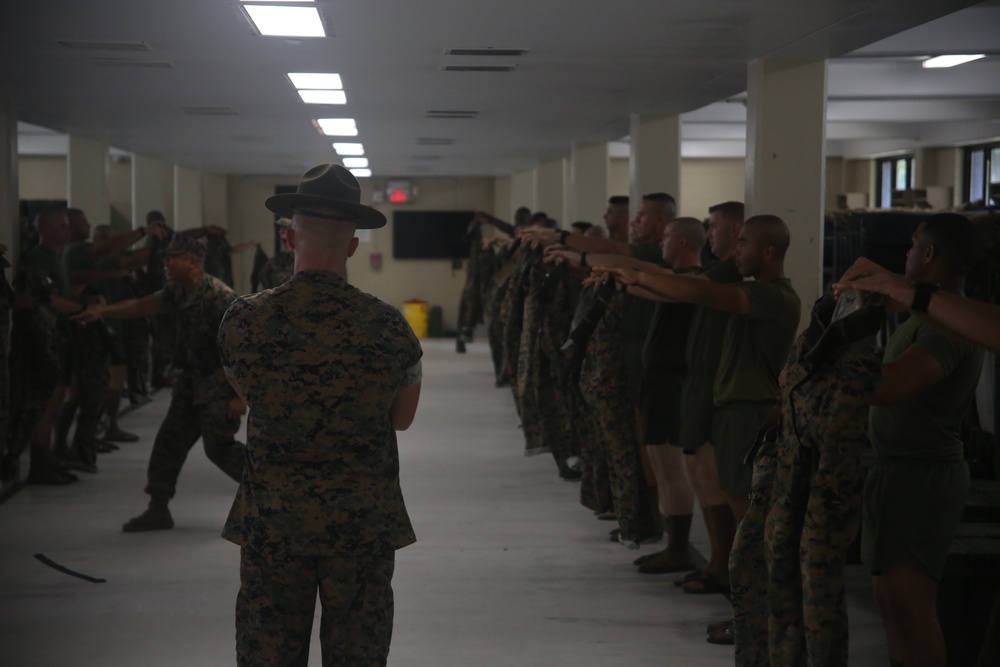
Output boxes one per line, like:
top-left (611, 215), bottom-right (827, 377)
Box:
top-left (392, 210), bottom-right (475, 259)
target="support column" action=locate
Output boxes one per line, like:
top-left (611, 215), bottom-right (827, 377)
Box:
top-left (629, 114), bottom-right (682, 216)
top-left (537, 158), bottom-right (568, 225)
top-left (510, 168), bottom-right (537, 218)
top-left (132, 154), bottom-right (165, 230)
top-left (68, 134), bottom-right (110, 227)
top-left (745, 58), bottom-right (827, 331)
top-left (570, 142), bottom-right (609, 223)
top-left (173, 165), bottom-right (203, 230)
top-left (0, 105), bottom-right (18, 265)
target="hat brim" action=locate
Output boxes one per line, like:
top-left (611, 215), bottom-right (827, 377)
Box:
top-left (265, 194), bottom-right (386, 229)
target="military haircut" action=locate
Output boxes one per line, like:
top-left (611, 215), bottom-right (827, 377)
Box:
top-left (571, 221), bottom-right (593, 234)
top-left (642, 192), bottom-right (677, 219)
top-left (669, 217), bottom-right (707, 253)
top-left (918, 212), bottom-right (981, 278)
top-left (709, 201), bottom-right (745, 223)
top-left (608, 195), bottom-right (629, 206)
top-left (514, 207), bottom-right (532, 226)
top-left (32, 207), bottom-right (66, 234)
top-left (146, 210), bottom-right (166, 224)
top-left (744, 214), bottom-right (791, 258)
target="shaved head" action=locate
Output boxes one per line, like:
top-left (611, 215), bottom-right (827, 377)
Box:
top-left (744, 215), bottom-right (790, 258)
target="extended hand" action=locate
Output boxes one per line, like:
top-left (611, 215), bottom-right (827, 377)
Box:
top-left (590, 265), bottom-right (640, 286)
top-left (517, 226), bottom-right (560, 249)
top-left (71, 304), bottom-right (103, 326)
top-left (227, 397), bottom-right (248, 420)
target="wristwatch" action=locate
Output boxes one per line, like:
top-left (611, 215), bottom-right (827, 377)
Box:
top-left (910, 281), bottom-right (940, 313)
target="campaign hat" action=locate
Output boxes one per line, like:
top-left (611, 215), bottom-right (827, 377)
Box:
top-left (265, 163), bottom-right (385, 229)
top-left (161, 235), bottom-right (206, 259)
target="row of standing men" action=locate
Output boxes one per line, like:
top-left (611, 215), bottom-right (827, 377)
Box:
top-left (456, 196), bottom-right (988, 666)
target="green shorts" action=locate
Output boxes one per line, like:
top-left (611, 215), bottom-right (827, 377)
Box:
top-left (711, 400), bottom-right (775, 498)
top-left (639, 369), bottom-right (683, 446)
top-left (862, 458), bottom-right (969, 580)
top-left (679, 370), bottom-right (715, 453)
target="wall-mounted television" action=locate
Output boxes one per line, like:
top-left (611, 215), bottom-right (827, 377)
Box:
top-left (392, 210), bottom-right (475, 259)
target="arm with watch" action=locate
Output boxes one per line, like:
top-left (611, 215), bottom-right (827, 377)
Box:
top-left (835, 256), bottom-right (1000, 353)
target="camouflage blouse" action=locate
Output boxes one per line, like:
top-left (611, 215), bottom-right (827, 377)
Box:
top-left (218, 270), bottom-right (423, 556)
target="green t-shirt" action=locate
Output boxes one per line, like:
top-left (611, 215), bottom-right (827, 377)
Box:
top-left (685, 258), bottom-right (742, 373)
top-left (21, 245), bottom-right (69, 298)
top-left (620, 241), bottom-right (667, 399)
top-left (63, 241), bottom-right (97, 273)
top-left (642, 267), bottom-right (701, 372)
top-left (713, 277), bottom-right (801, 406)
top-left (869, 316), bottom-right (984, 461)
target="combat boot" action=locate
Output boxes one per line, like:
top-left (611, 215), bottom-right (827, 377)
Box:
top-left (122, 500), bottom-right (174, 532)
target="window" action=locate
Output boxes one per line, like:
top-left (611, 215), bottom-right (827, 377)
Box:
top-left (874, 155), bottom-right (914, 207)
top-left (964, 142), bottom-right (1000, 206)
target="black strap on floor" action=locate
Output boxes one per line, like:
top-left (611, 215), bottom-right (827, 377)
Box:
top-left (34, 553), bottom-right (106, 583)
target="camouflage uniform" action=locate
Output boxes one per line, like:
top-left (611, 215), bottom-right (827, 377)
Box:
top-left (579, 295), bottom-right (658, 545)
top-left (3, 247), bottom-right (72, 478)
top-left (142, 274), bottom-right (245, 503)
top-left (0, 257), bottom-right (13, 462)
top-left (514, 248), bottom-right (547, 455)
top-left (565, 285), bottom-right (613, 513)
top-left (499, 245), bottom-right (532, 404)
top-left (146, 234), bottom-right (177, 385)
top-left (257, 251), bottom-right (294, 290)
top-left (456, 223), bottom-right (484, 337)
top-left (534, 263), bottom-right (583, 476)
top-left (731, 296), bottom-right (883, 666)
top-left (219, 269), bottom-right (422, 666)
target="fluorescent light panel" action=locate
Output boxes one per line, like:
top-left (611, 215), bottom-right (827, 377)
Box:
top-left (317, 118), bottom-right (357, 136)
top-left (242, 1), bottom-right (313, 3)
top-left (244, 6), bottom-right (325, 37)
top-left (349, 168), bottom-right (372, 178)
top-left (333, 143), bottom-right (365, 156)
top-left (299, 90), bottom-right (346, 104)
top-left (342, 157), bottom-right (368, 168)
top-left (288, 72), bottom-right (342, 89)
top-left (922, 54), bottom-right (985, 68)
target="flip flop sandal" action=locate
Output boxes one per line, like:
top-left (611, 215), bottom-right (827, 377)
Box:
top-left (674, 569), bottom-right (703, 587)
top-left (682, 572), bottom-right (730, 595)
top-left (706, 625), bottom-right (734, 645)
top-left (706, 620), bottom-right (733, 634)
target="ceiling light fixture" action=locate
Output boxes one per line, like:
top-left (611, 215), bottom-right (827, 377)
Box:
top-left (299, 90), bottom-right (346, 104)
top-left (317, 118), bottom-right (358, 136)
top-left (333, 142), bottom-right (365, 156)
top-left (921, 54), bottom-right (985, 68)
top-left (349, 168), bottom-right (372, 178)
top-left (242, 3), bottom-right (325, 38)
top-left (288, 72), bottom-right (342, 89)
top-left (342, 157), bottom-right (369, 168)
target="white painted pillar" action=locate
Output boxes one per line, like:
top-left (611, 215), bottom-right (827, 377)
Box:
top-left (493, 175), bottom-right (512, 222)
top-left (132, 153), bottom-right (166, 230)
top-left (173, 165), bottom-right (203, 230)
top-left (0, 104), bottom-right (18, 266)
top-left (536, 158), bottom-right (568, 225)
top-left (629, 114), bottom-right (682, 217)
top-left (67, 134), bottom-right (110, 227)
top-left (570, 142), bottom-right (609, 223)
top-left (745, 58), bottom-right (827, 331)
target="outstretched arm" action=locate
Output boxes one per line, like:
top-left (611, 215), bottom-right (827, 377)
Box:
top-left (591, 266), bottom-right (749, 314)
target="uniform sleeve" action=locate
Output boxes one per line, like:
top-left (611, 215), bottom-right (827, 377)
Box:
top-left (910, 324), bottom-right (981, 377)
top-left (393, 310), bottom-right (423, 388)
top-left (743, 281), bottom-right (791, 321)
top-left (218, 297), bottom-right (251, 394)
top-left (153, 284), bottom-right (176, 312)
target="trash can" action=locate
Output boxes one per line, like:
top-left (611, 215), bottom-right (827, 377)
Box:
top-left (402, 299), bottom-right (429, 338)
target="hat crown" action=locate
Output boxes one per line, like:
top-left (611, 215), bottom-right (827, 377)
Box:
top-left (163, 235), bottom-right (205, 258)
top-left (296, 164), bottom-right (361, 206)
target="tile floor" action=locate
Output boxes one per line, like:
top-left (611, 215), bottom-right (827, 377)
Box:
top-left (0, 340), bottom-right (889, 666)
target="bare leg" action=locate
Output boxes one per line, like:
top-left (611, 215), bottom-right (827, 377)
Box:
top-left (873, 561), bottom-right (947, 667)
